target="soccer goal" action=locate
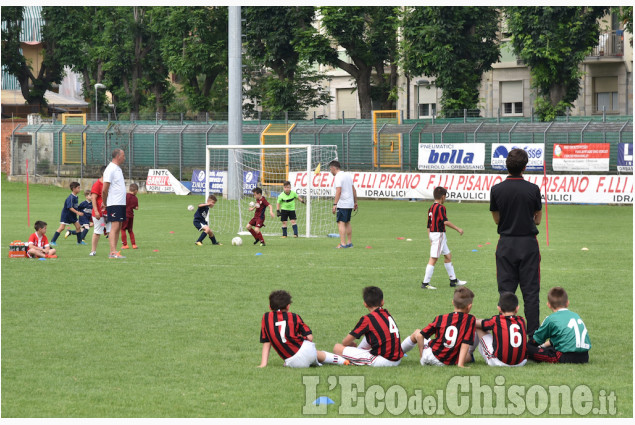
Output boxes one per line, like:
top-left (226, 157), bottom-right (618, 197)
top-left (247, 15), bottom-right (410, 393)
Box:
top-left (205, 144), bottom-right (338, 237)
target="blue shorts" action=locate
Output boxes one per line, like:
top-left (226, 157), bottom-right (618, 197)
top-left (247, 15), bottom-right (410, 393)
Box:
top-left (193, 220), bottom-right (208, 232)
top-left (336, 208), bottom-right (352, 223)
top-left (60, 211), bottom-right (78, 225)
top-left (106, 205), bottom-right (126, 222)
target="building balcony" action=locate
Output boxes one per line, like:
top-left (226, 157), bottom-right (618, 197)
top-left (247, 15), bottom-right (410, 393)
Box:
top-left (587, 30), bottom-right (625, 59)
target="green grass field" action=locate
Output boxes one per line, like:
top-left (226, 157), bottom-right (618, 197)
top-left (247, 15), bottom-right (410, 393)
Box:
top-left (1, 174), bottom-right (632, 417)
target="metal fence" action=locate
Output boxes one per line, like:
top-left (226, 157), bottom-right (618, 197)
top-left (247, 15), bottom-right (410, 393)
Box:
top-left (11, 114), bottom-right (633, 181)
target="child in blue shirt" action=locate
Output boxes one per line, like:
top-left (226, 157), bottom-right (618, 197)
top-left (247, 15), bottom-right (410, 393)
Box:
top-left (50, 182), bottom-right (85, 246)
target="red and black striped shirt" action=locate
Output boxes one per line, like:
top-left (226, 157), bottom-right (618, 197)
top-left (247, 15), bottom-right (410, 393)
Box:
top-left (349, 308), bottom-right (404, 362)
top-left (420, 312), bottom-right (476, 365)
top-left (260, 310), bottom-right (312, 360)
top-left (427, 202), bottom-right (448, 233)
top-left (481, 314), bottom-right (527, 365)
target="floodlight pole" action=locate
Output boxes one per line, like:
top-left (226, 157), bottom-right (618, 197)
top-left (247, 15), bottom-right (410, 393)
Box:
top-left (227, 6), bottom-right (242, 200)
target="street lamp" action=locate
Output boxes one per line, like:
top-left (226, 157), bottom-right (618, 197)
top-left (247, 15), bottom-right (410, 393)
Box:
top-left (94, 83), bottom-right (106, 120)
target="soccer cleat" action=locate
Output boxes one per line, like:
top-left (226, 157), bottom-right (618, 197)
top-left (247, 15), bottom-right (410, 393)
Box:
top-left (46, 254), bottom-right (57, 259)
top-left (450, 279), bottom-right (467, 287)
top-left (132, 244), bottom-right (138, 249)
top-left (104, 233), bottom-right (109, 239)
top-left (293, 235), bottom-right (298, 238)
top-left (212, 242), bottom-right (223, 246)
top-left (195, 241), bottom-right (203, 246)
top-left (259, 241), bottom-right (266, 246)
top-left (89, 251), bottom-right (97, 256)
top-left (421, 282), bottom-right (437, 290)
top-left (253, 239), bottom-right (259, 245)
top-left (109, 251), bottom-right (126, 259)
top-left (343, 360), bottom-right (351, 366)
top-left (281, 236), bottom-right (287, 238)
top-left (50, 241), bottom-right (57, 246)
top-left (121, 244), bottom-right (130, 249)
top-left (77, 241), bottom-right (87, 245)
top-left (64, 230), bottom-right (71, 239)
top-left (346, 243), bottom-right (353, 248)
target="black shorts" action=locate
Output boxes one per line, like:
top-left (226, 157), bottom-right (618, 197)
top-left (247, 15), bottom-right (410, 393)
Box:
top-left (280, 210), bottom-right (297, 221)
top-left (336, 208), bottom-right (352, 223)
top-left (193, 220), bottom-right (208, 232)
top-left (106, 205), bottom-right (126, 222)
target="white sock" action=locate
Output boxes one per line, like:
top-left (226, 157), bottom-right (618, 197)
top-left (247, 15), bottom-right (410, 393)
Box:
top-left (401, 336), bottom-right (417, 353)
top-left (445, 262), bottom-right (456, 280)
top-left (322, 351), bottom-right (347, 365)
top-left (423, 264), bottom-right (435, 283)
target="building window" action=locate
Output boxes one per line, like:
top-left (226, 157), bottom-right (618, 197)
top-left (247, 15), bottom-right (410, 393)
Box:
top-left (593, 77), bottom-right (618, 113)
top-left (501, 80), bottom-right (523, 116)
top-left (417, 84), bottom-right (437, 118)
top-left (418, 103), bottom-right (436, 117)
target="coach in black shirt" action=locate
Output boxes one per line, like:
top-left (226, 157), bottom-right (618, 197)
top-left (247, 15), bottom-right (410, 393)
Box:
top-left (490, 148), bottom-right (542, 336)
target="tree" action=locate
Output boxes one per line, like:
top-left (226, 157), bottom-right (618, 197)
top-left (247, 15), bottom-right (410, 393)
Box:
top-left (402, 6), bottom-right (500, 116)
top-left (506, 6), bottom-right (608, 121)
top-left (297, 6), bottom-right (401, 119)
top-left (152, 6), bottom-right (228, 113)
top-left (1, 6), bottom-right (64, 110)
top-left (242, 6), bottom-right (331, 118)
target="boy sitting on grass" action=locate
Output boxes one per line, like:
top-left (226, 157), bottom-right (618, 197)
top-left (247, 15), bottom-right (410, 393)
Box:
top-left (402, 287), bottom-right (475, 367)
top-left (528, 287), bottom-right (591, 364)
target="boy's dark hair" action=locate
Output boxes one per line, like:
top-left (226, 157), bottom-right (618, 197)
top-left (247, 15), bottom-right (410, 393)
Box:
top-left (129, 183), bottom-right (139, 191)
top-left (506, 149), bottom-right (529, 176)
top-left (453, 287), bottom-right (475, 310)
top-left (84, 189), bottom-right (91, 197)
top-left (433, 186), bottom-right (447, 200)
top-left (34, 220), bottom-right (47, 231)
top-left (498, 292), bottom-right (519, 313)
top-left (547, 287), bottom-right (568, 309)
top-left (208, 194), bottom-right (217, 202)
top-left (99, 165), bottom-right (107, 175)
top-left (269, 290), bottom-right (292, 310)
top-left (363, 286), bottom-right (384, 308)
top-left (283, 181), bottom-right (291, 186)
top-left (252, 187), bottom-right (263, 195)
top-left (70, 181), bottom-right (80, 190)
top-left (328, 160), bottom-right (341, 169)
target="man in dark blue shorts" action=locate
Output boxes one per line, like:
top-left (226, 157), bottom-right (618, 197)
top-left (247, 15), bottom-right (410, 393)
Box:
top-left (329, 160), bottom-right (358, 249)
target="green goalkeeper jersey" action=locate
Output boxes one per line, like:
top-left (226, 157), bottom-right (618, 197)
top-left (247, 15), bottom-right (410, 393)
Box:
top-left (533, 309), bottom-right (591, 353)
top-left (278, 190), bottom-right (299, 211)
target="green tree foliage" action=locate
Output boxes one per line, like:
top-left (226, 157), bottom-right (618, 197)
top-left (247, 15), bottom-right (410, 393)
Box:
top-left (1, 6), bottom-right (64, 109)
top-left (506, 6), bottom-right (608, 121)
top-left (296, 6), bottom-right (401, 119)
top-left (402, 6), bottom-right (500, 117)
top-left (151, 7), bottom-right (227, 113)
top-left (242, 6), bottom-right (331, 118)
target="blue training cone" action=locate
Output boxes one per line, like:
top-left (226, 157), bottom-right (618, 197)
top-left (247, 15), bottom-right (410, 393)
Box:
top-left (313, 396), bottom-right (335, 405)
top-left (255, 252), bottom-right (263, 256)
top-left (471, 249), bottom-right (478, 252)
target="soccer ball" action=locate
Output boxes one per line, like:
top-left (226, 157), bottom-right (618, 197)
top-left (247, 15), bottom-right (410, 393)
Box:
top-left (232, 237), bottom-right (243, 246)
top-left (249, 201), bottom-right (255, 208)
top-left (187, 205), bottom-right (194, 211)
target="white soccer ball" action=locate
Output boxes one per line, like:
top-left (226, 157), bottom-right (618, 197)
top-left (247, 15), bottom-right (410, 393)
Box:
top-left (187, 204), bottom-right (194, 211)
top-left (232, 237), bottom-right (243, 246)
top-left (249, 201), bottom-right (255, 208)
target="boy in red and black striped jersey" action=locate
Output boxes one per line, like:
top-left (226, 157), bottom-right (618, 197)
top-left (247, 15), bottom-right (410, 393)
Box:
top-left (333, 286), bottom-right (404, 367)
top-left (422, 187), bottom-right (466, 290)
top-left (402, 287), bottom-right (475, 367)
top-left (258, 290), bottom-right (348, 368)
top-left (474, 292), bottom-right (527, 367)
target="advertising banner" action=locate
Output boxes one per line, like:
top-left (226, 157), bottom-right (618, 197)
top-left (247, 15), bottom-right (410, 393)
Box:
top-left (617, 143), bottom-right (633, 173)
top-left (418, 143), bottom-right (485, 171)
top-left (491, 143), bottom-right (545, 171)
top-left (146, 169), bottom-right (190, 195)
top-left (552, 143), bottom-right (610, 172)
top-left (190, 169), bottom-right (227, 194)
top-left (289, 171), bottom-right (633, 204)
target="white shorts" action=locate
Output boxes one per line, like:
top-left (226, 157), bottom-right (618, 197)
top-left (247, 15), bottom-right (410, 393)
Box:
top-left (92, 216), bottom-right (112, 235)
top-left (429, 232), bottom-right (450, 258)
top-left (341, 337), bottom-right (401, 367)
top-left (477, 334), bottom-right (527, 367)
top-left (284, 340), bottom-right (319, 368)
top-left (420, 339), bottom-right (446, 366)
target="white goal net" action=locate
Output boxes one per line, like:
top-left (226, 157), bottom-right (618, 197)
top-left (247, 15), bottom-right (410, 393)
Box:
top-left (204, 144), bottom-right (338, 238)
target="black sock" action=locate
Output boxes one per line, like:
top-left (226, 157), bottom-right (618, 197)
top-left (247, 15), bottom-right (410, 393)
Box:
top-left (51, 231), bottom-right (60, 242)
top-left (196, 233), bottom-right (206, 243)
top-left (81, 228), bottom-right (89, 240)
top-left (282, 227), bottom-right (287, 236)
top-left (210, 235), bottom-right (218, 244)
top-left (292, 224), bottom-right (298, 236)
top-left (77, 232), bottom-right (82, 243)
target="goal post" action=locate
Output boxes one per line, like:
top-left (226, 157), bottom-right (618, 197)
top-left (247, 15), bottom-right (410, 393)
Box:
top-left (205, 144), bottom-right (338, 238)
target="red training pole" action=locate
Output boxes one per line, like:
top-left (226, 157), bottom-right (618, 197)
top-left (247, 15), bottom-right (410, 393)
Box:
top-left (543, 157), bottom-right (549, 246)
top-left (26, 158), bottom-right (30, 227)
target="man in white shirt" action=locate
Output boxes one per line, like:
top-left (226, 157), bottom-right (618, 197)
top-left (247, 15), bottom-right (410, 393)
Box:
top-left (329, 160), bottom-right (357, 249)
top-left (102, 148), bottom-right (127, 259)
